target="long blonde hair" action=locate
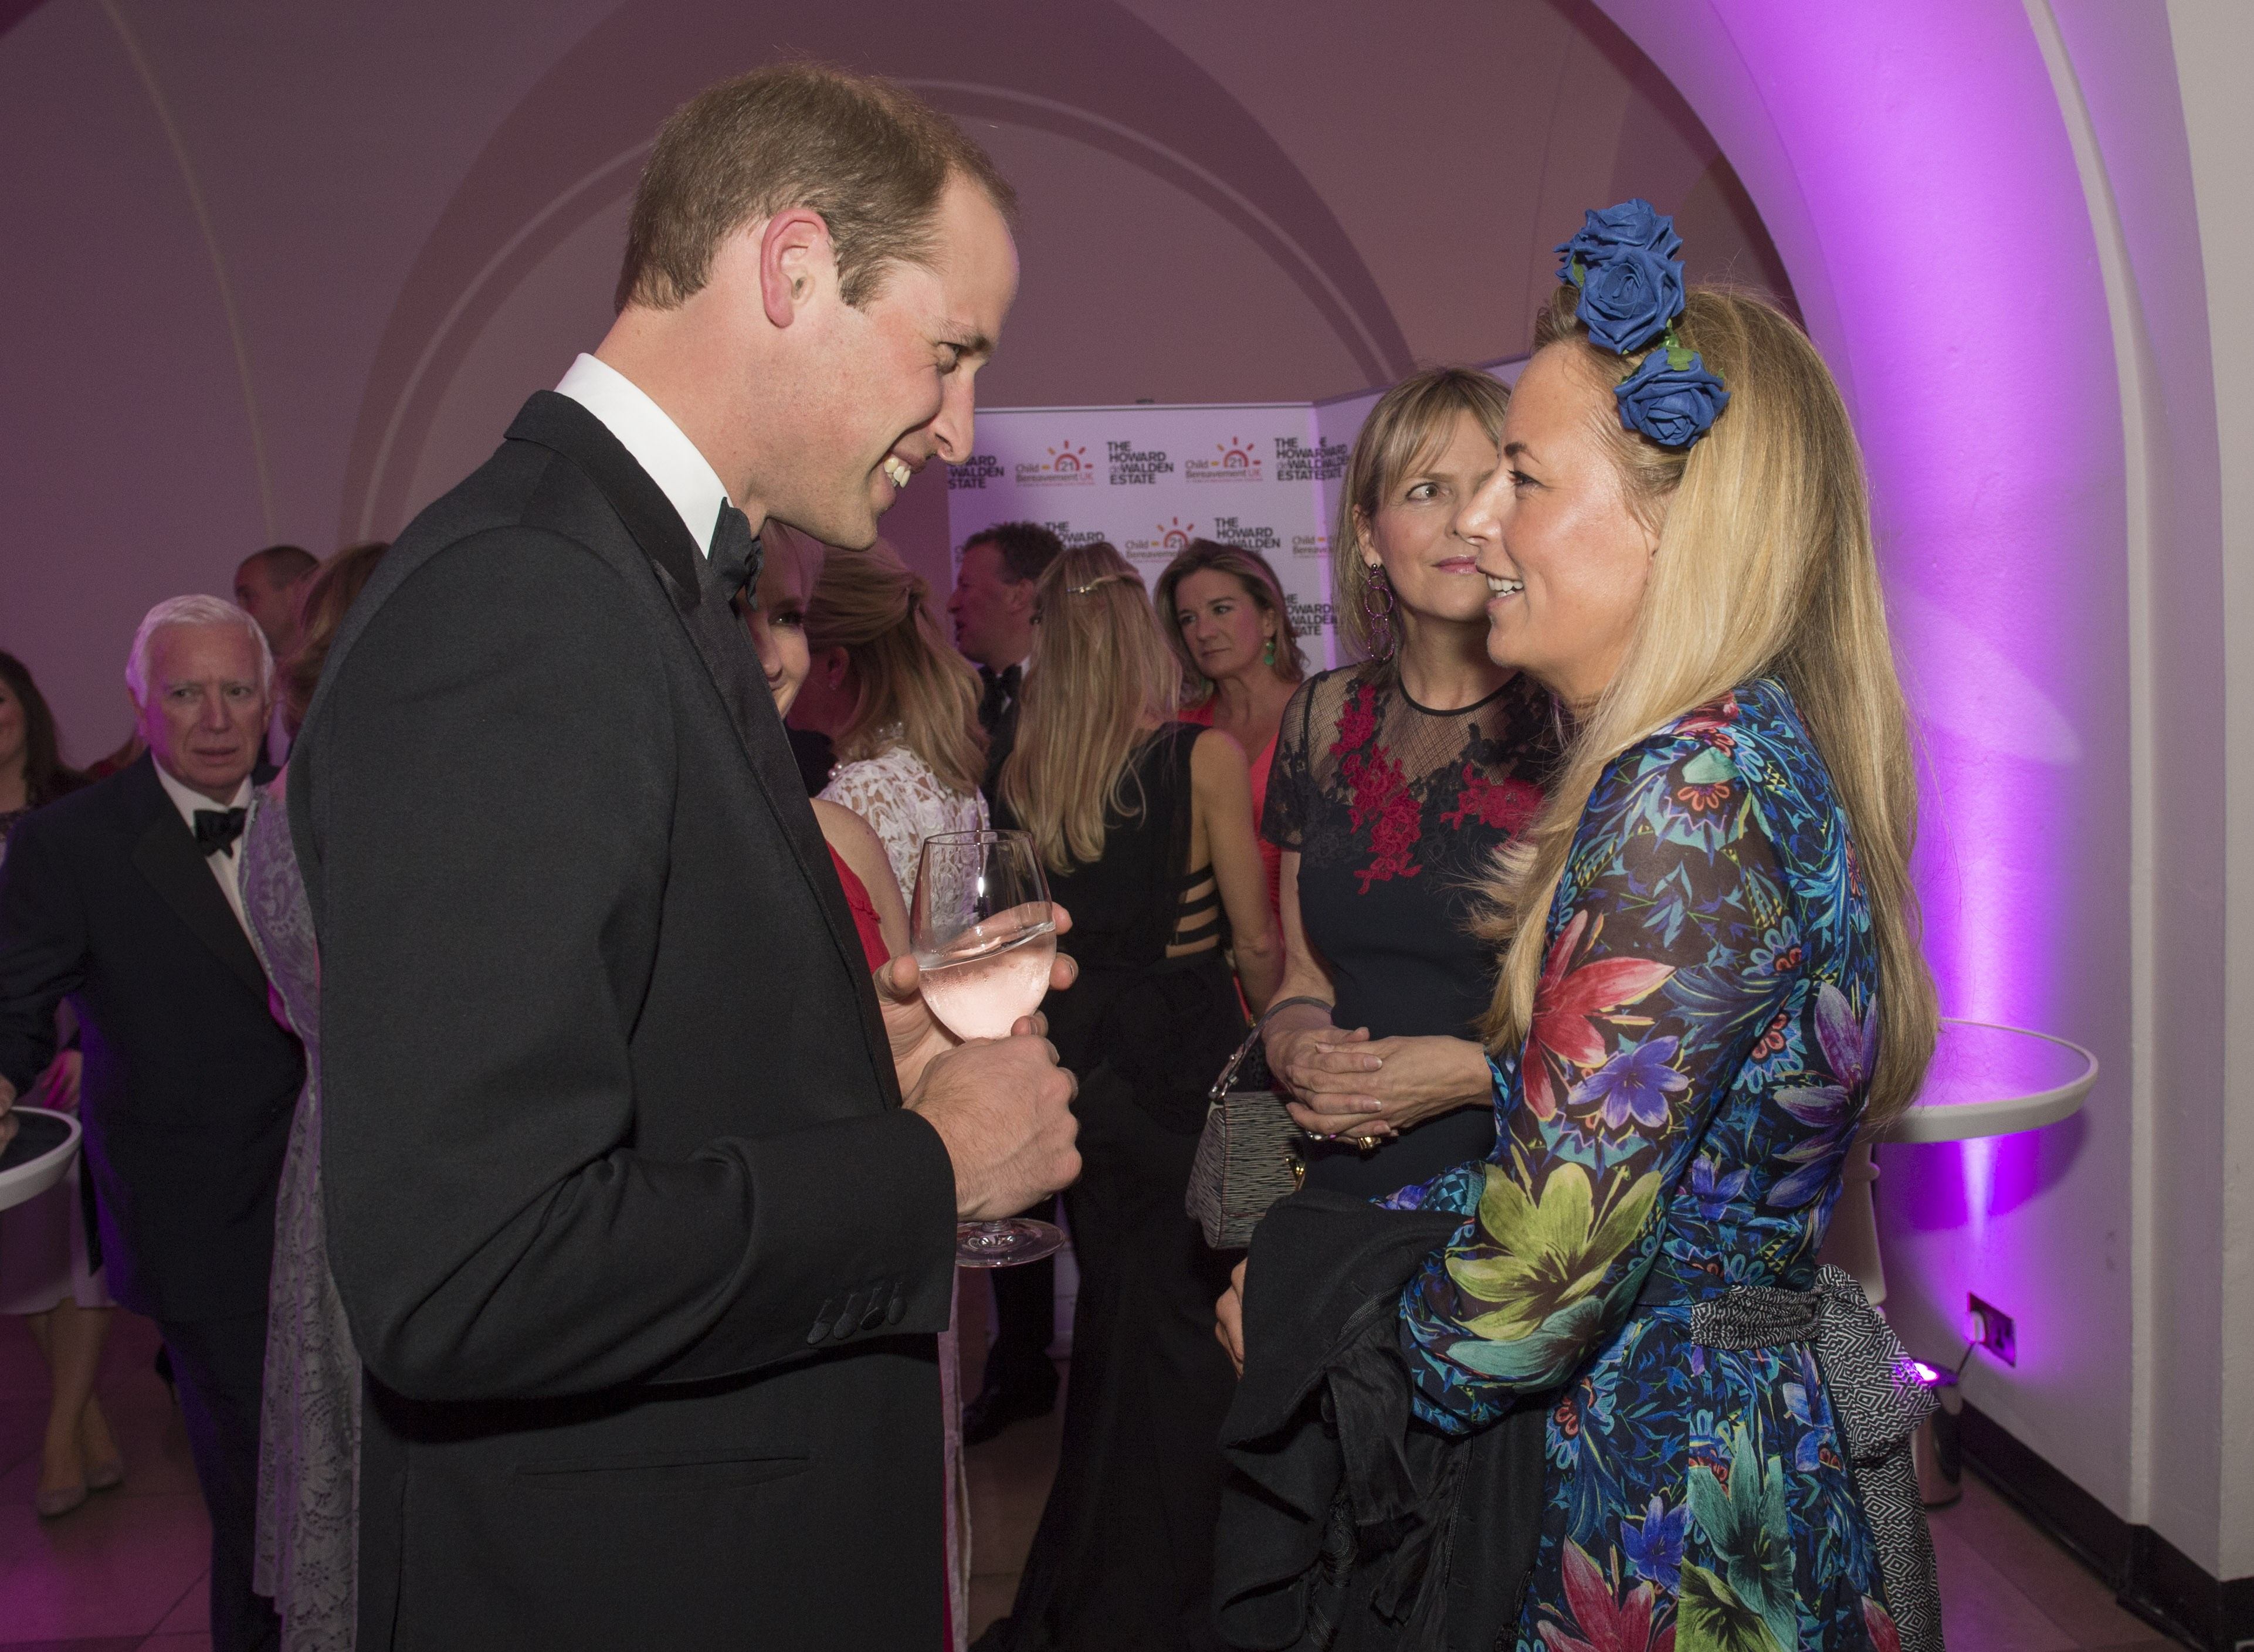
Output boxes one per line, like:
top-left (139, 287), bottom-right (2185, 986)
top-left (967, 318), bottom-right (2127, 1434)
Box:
top-left (1478, 285), bottom-right (1936, 1134)
top-left (804, 537), bottom-right (986, 799)
top-left (1001, 542), bottom-right (1180, 873)
top-left (1333, 366), bottom-right (1514, 660)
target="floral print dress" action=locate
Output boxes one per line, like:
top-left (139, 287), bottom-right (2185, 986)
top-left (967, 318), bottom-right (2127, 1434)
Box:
top-left (1388, 679), bottom-right (1903, 1652)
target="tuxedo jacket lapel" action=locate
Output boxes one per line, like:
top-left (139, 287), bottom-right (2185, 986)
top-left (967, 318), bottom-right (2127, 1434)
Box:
top-left (123, 762), bottom-right (267, 1000)
top-left (502, 392), bottom-right (882, 1007)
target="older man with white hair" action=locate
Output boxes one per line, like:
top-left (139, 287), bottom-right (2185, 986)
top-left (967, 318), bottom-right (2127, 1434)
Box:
top-left (0, 594), bottom-right (299, 1651)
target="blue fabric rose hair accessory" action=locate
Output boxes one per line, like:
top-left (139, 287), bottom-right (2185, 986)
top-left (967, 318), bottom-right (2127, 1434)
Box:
top-left (1557, 199), bottom-right (1729, 449)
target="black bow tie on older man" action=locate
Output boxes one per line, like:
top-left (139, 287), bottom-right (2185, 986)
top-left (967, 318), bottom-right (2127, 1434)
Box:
top-left (978, 663), bottom-right (1022, 732)
top-left (193, 808), bottom-right (248, 856)
top-left (711, 498), bottom-right (764, 605)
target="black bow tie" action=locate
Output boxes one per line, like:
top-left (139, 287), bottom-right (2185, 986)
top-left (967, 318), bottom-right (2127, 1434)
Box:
top-left (193, 807), bottom-right (247, 856)
top-left (711, 499), bottom-right (763, 605)
top-left (978, 663), bottom-right (1022, 731)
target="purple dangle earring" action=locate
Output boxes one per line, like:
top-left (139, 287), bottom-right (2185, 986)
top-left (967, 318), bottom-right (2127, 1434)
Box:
top-left (1361, 563), bottom-right (1397, 662)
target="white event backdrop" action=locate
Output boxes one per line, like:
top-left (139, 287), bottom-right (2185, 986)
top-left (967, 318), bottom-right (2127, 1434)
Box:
top-left (945, 362), bottom-right (1520, 669)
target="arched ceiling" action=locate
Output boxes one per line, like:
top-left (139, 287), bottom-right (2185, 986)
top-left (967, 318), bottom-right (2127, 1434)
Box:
top-left (337, 0), bottom-right (1786, 540)
top-left (0, 0), bottom-right (1785, 753)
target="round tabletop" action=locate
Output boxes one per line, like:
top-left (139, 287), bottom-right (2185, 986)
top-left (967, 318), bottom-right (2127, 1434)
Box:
top-left (0, 1107), bottom-right (82, 1212)
top-left (1883, 1019), bottom-right (2097, 1144)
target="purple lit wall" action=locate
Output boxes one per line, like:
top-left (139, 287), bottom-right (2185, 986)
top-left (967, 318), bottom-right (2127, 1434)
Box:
top-left (1600, 0), bottom-right (2134, 1504)
top-left (1594, 0), bottom-right (2242, 1575)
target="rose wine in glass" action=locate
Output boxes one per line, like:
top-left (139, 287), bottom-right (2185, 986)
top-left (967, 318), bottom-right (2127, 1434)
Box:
top-left (912, 829), bottom-right (1067, 1268)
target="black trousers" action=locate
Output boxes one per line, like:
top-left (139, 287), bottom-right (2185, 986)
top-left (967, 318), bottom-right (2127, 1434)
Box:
top-left (158, 1311), bottom-right (281, 1652)
top-left (982, 1196), bottom-right (1059, 1396)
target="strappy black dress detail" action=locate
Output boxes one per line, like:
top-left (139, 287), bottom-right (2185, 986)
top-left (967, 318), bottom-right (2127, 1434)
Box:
top-left (977, 723), bottom-right (1244, 1652)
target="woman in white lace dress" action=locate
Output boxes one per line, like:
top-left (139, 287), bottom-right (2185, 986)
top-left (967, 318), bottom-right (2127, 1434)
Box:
top-left (788, 535), bottom-right (989, 885)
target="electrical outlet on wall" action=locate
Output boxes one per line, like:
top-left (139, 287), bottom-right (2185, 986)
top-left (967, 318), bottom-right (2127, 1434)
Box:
top-left (1967, 1294), bottom-right (2016, 1365)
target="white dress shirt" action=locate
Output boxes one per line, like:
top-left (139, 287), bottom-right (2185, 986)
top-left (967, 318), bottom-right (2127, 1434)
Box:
top-left (555, 353), bottom-right (731, 556)
top-left (153, 764), bottom-right (253, 939)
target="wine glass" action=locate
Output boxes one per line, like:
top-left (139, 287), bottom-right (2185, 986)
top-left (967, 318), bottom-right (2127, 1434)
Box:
top-left (911, 829), bottom-right (1067, 1268)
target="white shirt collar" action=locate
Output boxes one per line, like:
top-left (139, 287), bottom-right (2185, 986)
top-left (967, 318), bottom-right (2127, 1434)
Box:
top-left (555, 353), bottom-right (732, 557)
top-left (154, 763), bottom-right (252, 856)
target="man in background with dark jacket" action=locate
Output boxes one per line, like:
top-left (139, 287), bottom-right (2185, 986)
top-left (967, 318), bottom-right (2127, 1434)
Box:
top-left (947, 518), bottom-right (1067, 1444)
top-left (0, 595), bottom-right (298, 1651)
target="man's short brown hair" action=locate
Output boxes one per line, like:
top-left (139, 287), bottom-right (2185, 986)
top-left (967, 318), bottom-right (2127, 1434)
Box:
top-left (962, 521), bottom-right (1063, 586)
top-left (616, 63), bottom-right (1016, 313)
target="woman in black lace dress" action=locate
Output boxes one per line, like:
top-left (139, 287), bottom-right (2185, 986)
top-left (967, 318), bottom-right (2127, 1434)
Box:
top-left (975, 544), bottom-right (1280, 1652)
top-left (1262, 367), bottom-right (1560, 1195)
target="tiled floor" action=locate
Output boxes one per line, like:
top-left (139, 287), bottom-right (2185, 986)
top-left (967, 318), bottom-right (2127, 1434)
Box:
top-left (0, 1311), bottom-right (211, 1651)
top-left (0, 1298), bottom-right (2188, 1651)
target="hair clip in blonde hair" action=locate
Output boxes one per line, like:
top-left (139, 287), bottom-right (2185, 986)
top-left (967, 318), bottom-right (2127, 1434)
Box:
top-left (1067, 573), bottom-right (1128, 596)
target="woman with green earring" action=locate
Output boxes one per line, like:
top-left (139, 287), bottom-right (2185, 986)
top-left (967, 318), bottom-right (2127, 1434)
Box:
top-left (1156, 539), bottom-right (1304, 918)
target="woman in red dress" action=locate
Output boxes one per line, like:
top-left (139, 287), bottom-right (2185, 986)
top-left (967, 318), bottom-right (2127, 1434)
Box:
top-left (1154, 540), bottom-right (1303, 924)
top-left (743, 533), bottom-right (907, 965)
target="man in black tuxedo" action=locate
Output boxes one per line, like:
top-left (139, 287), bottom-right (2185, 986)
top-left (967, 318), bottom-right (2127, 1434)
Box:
top-left (0, 596), bottom-right (297, 1651)
top-left (951, 520), bottom-right (1062, 803)
top-left (286, 66), bottom-right (1077, 1651)
top-left (946, 519), bottom-right (1066, 1444)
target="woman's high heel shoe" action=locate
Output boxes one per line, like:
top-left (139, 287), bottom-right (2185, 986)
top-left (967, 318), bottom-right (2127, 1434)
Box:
top-left (85, 1458), bottom-right (124, 1492)
top-left (35, 1481), bottom-right (87, 1518)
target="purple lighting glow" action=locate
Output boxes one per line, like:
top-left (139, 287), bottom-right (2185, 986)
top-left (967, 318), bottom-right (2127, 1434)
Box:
top-left (1595, 0), bottom-right (2131, 1445)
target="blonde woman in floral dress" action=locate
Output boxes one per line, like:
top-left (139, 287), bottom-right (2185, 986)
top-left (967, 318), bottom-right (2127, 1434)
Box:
top-left (1223, 208), bottom-right (1944, 1652)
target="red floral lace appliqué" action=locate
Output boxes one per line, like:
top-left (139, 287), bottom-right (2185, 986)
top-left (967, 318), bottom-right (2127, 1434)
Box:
top-left (1333, 683), bottom-right (1425, 893)
top-left (1440, 765), bottom-right (1544, 835)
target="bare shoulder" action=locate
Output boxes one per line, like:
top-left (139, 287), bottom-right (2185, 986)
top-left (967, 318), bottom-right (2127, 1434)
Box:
top-left (1190, 725), bottom-right (1250, 771)
top-left (1189, 727), bottom-right (1253, 804)
top-left (812, 796), bottom-right (882, 857)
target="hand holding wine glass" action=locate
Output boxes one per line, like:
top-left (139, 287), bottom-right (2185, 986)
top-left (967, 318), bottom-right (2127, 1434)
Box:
top-left (874, 906), bottom-right (1077, 1100)
top-left (904, 829), bottom-right (1079, 1266)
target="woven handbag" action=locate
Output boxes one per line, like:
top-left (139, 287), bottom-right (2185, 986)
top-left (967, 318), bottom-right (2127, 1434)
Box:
top-left (1186, 996), bottom-right (1332, 1250)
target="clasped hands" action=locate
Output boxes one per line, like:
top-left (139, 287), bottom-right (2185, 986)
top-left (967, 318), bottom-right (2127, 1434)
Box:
top-left (884, 903), bottom-right (1083, 1222)
top-left (1266, 1023), bottom-right (1490, 1145)
top-left (1215, 1024), bottom-right (1487, 1377)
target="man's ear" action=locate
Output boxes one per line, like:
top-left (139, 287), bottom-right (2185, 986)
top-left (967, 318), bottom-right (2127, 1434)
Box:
top-left (1003, 579), bottom-right (1036, 620)
top-left (759, 208), bottom-right (835, 330)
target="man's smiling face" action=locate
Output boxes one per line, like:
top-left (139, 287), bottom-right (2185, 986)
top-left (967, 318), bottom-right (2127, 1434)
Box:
top-left (764, 174), bottom-right (1019, 549)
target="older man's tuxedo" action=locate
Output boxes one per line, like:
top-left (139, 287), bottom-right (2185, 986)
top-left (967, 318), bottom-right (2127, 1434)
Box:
top-left (286, 390), bottom-right (961, 1651)
top-left (0, 753), bottom-right (301, 1649)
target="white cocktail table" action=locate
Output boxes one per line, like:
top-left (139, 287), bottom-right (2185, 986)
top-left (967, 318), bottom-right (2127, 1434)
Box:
top-left (1821, 1020), bottom-right (2097, 1304)
top-left (0, 1106), bottom-right (83, 1213)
